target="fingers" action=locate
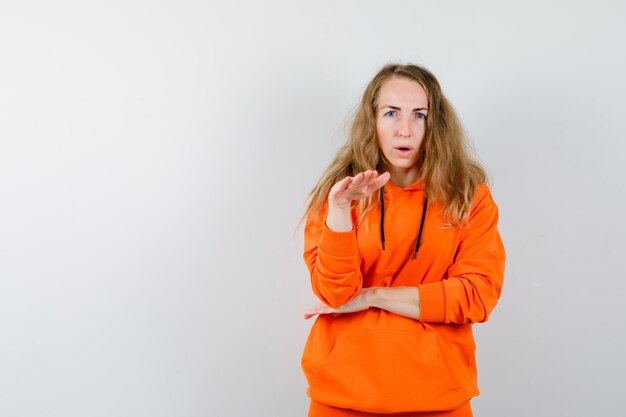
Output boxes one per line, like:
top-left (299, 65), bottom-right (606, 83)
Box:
top-left (348, 170), bottom-right (388, 195)
top-left (338, 175), bottom-right (353, 191)
top-left (349, 172), bottom-right (367, 189)
top-left (330, 176), bottom-right (352, 195)
top-left (304, 303), bottom-right (336, 319)
top-left (350, 170), bottom-right (376, 190)
top-left (369, 171), bottom-right (390, 192)
top-left (330, 170), bottom-right (391, 207)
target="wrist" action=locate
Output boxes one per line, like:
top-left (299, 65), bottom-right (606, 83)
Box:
top-left (328, 200), bottom-right (352, 213)
top-left (326, 201), bottom-right (353, 232)
top-left (365, 287), bottom-right (383, 308)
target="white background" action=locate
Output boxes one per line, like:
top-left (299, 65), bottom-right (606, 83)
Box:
top-left (1, 1), bottom-right (625, 416)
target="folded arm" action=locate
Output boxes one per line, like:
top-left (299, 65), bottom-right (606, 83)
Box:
top-left (304, 286), bottom-right (420, 320)
top-left (305, 185), bottom-right (506, 324)
top-left (418, 186), bottom-right (506, 324)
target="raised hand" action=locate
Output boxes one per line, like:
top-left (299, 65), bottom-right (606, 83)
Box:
top-left (329, 170), bottom-right (391, 209)
top-left (325, 170), bottom-right (390, 232)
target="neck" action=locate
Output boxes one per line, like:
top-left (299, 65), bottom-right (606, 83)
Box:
top-left (383, 164), bottom-right (420, 188)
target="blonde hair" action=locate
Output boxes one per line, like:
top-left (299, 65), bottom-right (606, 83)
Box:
top-left (306, 63), bottom-right (486, 226)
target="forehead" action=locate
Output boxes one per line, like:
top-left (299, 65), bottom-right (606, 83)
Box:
top-left (377, 77), bottom-right (428, 108)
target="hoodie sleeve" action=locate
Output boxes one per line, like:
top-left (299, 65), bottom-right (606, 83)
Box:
top-left (303, 204), bottom-right (363, 308)
top-left (418, 185), bottom-right (506, 324)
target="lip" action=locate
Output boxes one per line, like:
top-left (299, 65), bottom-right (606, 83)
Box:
top-left (393, 146), bottom-right (414, 157)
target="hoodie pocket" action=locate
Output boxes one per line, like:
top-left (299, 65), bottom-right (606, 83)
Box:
top-left (310, 329), bottom-right (471, 413)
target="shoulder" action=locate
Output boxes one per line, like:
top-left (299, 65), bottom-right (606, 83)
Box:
top-left (468, 183), bottom-right (499, 222)
top-left (474, 183), bottom-right (492, 201)
top-left (473, 183), bottom-right (498, 206)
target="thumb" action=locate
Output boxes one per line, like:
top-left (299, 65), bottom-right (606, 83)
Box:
top-left (334, 176), bottom-right (352, 192)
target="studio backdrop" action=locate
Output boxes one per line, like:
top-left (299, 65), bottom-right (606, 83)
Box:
top-left (1, 1), bottom-right (625, 416)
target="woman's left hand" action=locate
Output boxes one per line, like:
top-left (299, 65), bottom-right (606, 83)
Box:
top-left (303, 286), bottom-right (421, 320)
top-left (304, 288), bottom-right (376, 319)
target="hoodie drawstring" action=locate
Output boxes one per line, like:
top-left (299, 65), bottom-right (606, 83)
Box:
top-left (379, 188), bottom-right (386, 250)
top-left (379, 187), bottom-right (428, 260)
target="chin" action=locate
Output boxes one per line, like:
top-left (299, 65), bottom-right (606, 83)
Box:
top-left (390, 160), bottom-right (417, 169)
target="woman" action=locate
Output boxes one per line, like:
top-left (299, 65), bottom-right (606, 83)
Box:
top-left (301, 64), bottom-right (506, 417)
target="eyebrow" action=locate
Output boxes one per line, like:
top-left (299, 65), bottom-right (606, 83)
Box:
top-left (381, 105), bottom-right (428, 112)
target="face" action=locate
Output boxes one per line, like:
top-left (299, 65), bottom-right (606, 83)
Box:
top-left (375, 77), bottom-right (428, 182)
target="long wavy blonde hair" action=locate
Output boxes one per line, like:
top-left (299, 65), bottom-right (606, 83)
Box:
top-left (305, 63), bottom-right (486, 226)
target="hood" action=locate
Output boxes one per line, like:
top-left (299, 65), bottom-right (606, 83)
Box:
top-left (385, 178), bottom-right (426, 193)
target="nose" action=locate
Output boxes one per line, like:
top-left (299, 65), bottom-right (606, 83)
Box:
top-left (397, 116), bottom-right (411, 137)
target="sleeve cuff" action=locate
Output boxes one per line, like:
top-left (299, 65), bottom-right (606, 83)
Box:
top-left (418, 281), bottom-right (446, 323)
top-left (319, 223), bottom-right (358, 257)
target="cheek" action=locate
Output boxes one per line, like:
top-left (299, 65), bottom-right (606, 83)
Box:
top-left (413, 125), bottom-right (426, 139)
top-left (376, 125), bottom-right (393, 144)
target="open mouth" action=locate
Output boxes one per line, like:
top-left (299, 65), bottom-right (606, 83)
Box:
top-left (394, 146), bottom-right (414, 158)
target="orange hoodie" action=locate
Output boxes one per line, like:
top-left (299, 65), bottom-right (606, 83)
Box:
top-left (302, 180), bottom-right (505, 414)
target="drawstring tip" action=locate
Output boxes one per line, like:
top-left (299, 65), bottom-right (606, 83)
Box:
top-left (381, 242), bottom-right (386, 250)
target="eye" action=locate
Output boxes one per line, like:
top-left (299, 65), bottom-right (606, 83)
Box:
top-left (383, 110), bottom-right (396, 117)
top-left (415, 113), bottom-right (427, 120)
